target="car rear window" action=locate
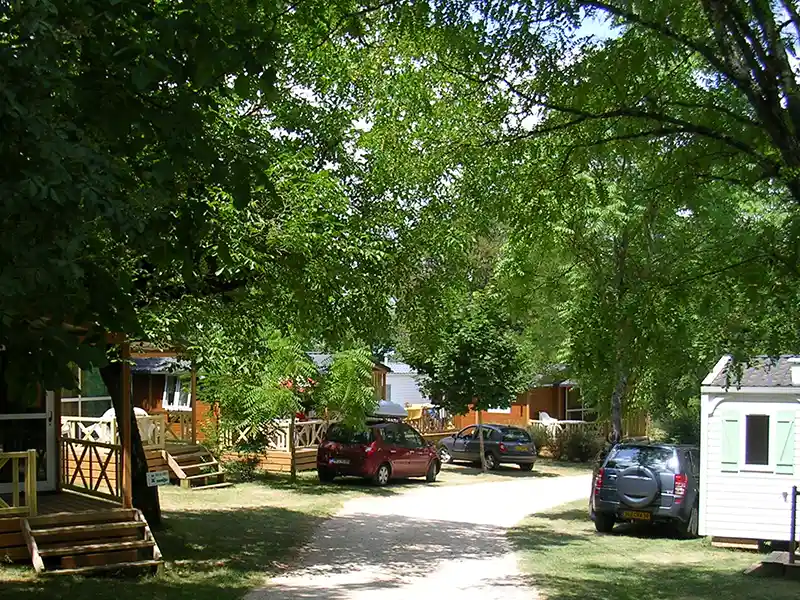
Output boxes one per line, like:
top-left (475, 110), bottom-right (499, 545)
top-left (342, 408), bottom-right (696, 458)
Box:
top-left (605, 446), bottom-right (677, 471)
top-left (501, 428), bottom-right (532, 443)
top-left (326, 424), bottom-right (374, 444)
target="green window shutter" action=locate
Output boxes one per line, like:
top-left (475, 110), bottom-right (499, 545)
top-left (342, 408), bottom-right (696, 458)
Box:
top-left (720, 411), bottom-right (740, 472)
top-left (775, 411), bottom-right (796, 476)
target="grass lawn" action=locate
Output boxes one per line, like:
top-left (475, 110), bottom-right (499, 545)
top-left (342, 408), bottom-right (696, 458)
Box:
top-left (510, 500), bottom-right (799, 600)
top-left (437, 458), bottom-right (591, 484)
top-left (0, 472), bottom-right (394, 600)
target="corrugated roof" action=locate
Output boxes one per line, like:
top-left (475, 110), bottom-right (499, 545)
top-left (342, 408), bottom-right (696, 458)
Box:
top-left (385, 361), bottom-right (417, 375)
top-left (306, 353), bottom-right (391, 373)
top-left (710, 355), bottom-right (800, 388)
top-left (131, 357), bottom-right (190, 374)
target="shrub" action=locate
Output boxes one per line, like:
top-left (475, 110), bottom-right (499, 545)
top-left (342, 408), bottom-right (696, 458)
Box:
top-left (561, 427), bottom-right (604, 462)
top-left (651, 409), bottom-right (700, 445)
top-left (527, 425), bottom-right (550, 457)
top-left (547, 428), bottom-right (565, 459)
top-left (222, 455), bottom-right (260, 482)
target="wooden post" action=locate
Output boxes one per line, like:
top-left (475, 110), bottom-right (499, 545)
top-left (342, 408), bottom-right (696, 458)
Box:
top-left (12, 457), bottom-right (19, 508)
top-left (190, 365), bottom-right (198, 444)
top-left (121, 341), bottom-right (133, 509)
top-left (289, 413), bottom-right (297, 483)
top-left (27, 449), bottom-right (37, 516)
top-left (53, 389), bottom-right (62, 491)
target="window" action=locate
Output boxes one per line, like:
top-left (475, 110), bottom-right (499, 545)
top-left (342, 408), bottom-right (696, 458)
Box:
top-left (606, 446), bottom-right (678, 472)
top-left (745, 414), bottom-right (770, 466)
top-left (564, 386), bottom-right (595, 421)
top-left (458, 426), bottom-right (477, 439)
top-left (162, 375), bottom-right (190, 411)
top-left (399, 424), bottom-right (425, 448)
top-left (501, 428), bottom-right (532, 443)
top-left (61, 366), bottom-right (113, 417)
top-left (380, 424), bottom-right (402, 445)
top-left (326, 424), bottom-right (374, 444)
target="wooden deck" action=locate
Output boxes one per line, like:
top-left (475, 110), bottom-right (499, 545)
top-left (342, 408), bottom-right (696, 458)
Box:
top-left (0, 489), bottom-right (119, 517)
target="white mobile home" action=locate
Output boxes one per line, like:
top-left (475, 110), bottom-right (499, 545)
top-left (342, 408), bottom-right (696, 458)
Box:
top-left (700, 355), bottom-right (800, 542)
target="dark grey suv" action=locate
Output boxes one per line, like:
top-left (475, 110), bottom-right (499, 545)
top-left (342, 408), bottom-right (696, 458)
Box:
top-left (591, 442), bottom-right (699, 537)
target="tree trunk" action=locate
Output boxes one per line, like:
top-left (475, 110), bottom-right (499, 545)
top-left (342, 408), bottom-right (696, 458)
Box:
top-left (289, 412), bottom-right (296, 483)
top-left (477, 409), bottom-right (487, 472)
top-left (610, 372), bottom-right (628, 445)
top-left (100, 361), bottom-right (162, 526)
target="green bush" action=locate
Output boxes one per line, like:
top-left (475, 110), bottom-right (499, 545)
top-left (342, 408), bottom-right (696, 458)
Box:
top-left (222, 455), bottom-right (260, 482)
top-left (560, 427), bottom-right (604, 462)
top-left (526, 425), bottom-right (551, 457)
top-left (651, 409), bottom-right (700, 445)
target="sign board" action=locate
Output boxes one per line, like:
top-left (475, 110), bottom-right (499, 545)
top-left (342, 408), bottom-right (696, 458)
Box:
top-left (146, 471), bottom-right (170, 487)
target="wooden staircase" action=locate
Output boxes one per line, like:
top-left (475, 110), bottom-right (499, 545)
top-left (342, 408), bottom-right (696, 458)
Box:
top-left (23, 509), bottom-right (162, 576)
top-left (163, 444), bottom-right (231, 490)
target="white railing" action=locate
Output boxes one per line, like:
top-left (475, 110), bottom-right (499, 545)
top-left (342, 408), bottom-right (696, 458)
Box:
top-left (221, 419), bottom-right (329, 451)
top-left (61, 414), bottom-right (167, 450)
top-left (529, 419), bottom-right (602, 439)
top-left (0, 450), bottom-right (38, 517)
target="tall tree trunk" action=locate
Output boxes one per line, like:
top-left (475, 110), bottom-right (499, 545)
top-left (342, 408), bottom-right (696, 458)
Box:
top-left (477, 408), bottom-right (487, 472)
top-left (100, 362), bottom-right (161, 526)
top-left (289, 412), bottom-right (296, 483)
top-left (610, 372), bottom-right (628, 444)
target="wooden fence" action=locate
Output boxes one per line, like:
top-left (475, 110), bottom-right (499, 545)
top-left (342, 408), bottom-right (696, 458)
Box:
top-left (165, 411), bottom-right (194, 444)
top-left (404, 411), bottom-right (455, 435)
top-left (529, 414), bottom-right (649, 441)
top-left (61, 437), bottom-right (121, 502)
top-left (0, 450), bottom-right (38, 517)
top-left (221, 419), bottom-right (328, 451)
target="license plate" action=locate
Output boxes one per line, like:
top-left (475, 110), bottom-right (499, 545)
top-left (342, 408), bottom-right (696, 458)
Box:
top-left (621, 510), bottom-right (652, 521)
top-left (329, 458), bottom-right (350, 465)
top-left (515, 446), bottom-right (528, 452)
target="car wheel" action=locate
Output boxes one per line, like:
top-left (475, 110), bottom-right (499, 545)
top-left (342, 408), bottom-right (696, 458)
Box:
top-left (438, 446), bottom-right (453, 464)
top-left (426, 460), bottom-right (438, 483)
top-left (317, 467), bottom-right (335, 483)
top-left (518, 463), bottom-right (534, 472)
top-left (484, 452), bottom-right (498, 470)
top-left (677, 504), bottom-right (699, 539)
top-left (373, 463), bottom-right (391, 487)
top-left (594, 512), bottom-right (615, 534)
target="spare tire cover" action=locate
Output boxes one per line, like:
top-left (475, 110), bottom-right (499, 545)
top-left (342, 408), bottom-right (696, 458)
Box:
top-left (616, 466), bottom-right (659, 508)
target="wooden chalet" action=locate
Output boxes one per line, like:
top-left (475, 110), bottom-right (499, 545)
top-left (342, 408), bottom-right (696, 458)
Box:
top-left (1, 341), bottom-right (163, 576)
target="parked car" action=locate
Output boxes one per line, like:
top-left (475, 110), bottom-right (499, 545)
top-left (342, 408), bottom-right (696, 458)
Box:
top-left (317, 421), bottom-right (440, 486)
top-left (436, 424), bottom-right (537, 470)
top-left (591, 442), bottom-right (700, 537)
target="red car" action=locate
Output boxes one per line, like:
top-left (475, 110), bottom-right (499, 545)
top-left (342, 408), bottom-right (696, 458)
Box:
top-left (317, 421), bottom-right (440, 486)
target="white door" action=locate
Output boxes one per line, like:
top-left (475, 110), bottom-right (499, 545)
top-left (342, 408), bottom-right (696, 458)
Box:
top-left (0, 390), bottom-right (56, 493)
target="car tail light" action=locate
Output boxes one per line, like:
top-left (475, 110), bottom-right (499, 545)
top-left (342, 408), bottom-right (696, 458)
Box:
top-left (499, 442), bottom-right (508, 453)
top-left (363, 441), bottom-right (377, 456)
top-left (594, 467), bottom-right (604, 496)
top-left (674, 473), bottom-right (688, 504)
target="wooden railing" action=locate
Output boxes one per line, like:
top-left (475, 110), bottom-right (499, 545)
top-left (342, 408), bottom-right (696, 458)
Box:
top-left (221, 419), bottom-right (329, 451)
top-left (62, 437), bottom-right (121, 501)
top-left (0, 450), bottom-right (38, 517)
top-left (165, 411), bottom-right (194, 444)
top-left (404, 411), bottom-right (455, 434)
top-left (529, 419), bottom-right (602, 438)
top-left (61, 414), bottom-right (167, 450)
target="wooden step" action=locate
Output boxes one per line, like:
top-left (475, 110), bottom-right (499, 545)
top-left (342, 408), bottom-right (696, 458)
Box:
top-left (29, 510), bottom-right (136, 529)
top-left (185, 471), bottom-right (225, 481)
top-left (169, 445), bottom-right (204, 456)
top-left (43, 559), bottom-right (161, 576)
top-left (34, 521), bottom-right (144, 544)
top-left (191, 482), bottom-right (233, 491)
top-left (174, 452), bottom-right (212, 464)
top-left (181, 461), bottom-right (219, 471)
top-left (39, 539), bottom-right (154, 557)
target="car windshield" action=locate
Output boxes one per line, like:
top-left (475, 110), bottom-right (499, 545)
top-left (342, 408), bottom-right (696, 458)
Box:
top-left (326, 424), bottom-right (374, 444)
top-left (501, 428), bottom-right (531, 442)
top-left (606, 446), bottom-right (677, 472)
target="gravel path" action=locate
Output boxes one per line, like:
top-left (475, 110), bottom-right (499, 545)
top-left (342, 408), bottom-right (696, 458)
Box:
top-left (247, 472), bottom-right (591, 600)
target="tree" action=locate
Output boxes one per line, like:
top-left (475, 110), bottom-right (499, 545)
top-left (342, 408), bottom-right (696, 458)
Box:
top-left (409, 291), bottom-right (523, 470)
top-left (0, 0), bottom-right (408, 520)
